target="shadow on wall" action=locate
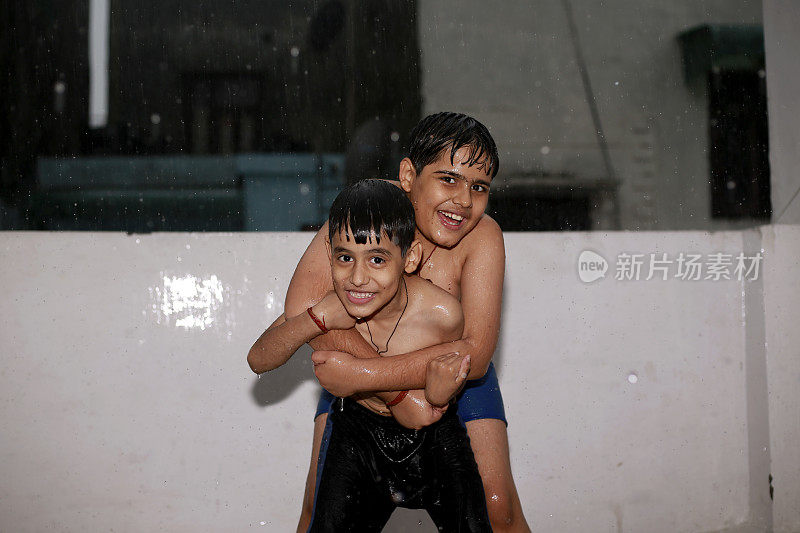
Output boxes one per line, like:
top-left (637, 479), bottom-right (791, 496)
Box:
top-left (250, 344), bottom-right (317, 406)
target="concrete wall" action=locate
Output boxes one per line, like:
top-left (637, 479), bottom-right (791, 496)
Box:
top-left (764, 0), bottom-right (800, 226)
top-left (761, 226), bottom-right (800, 533)
top-left (417, 0), bottom-right (764, 231)
top-left (1, 227), bottom-right (797, 532)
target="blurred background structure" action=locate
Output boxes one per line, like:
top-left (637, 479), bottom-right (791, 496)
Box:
top-left (2, 2), bottom-right (800, 532)
top-left (0, 0), bottom-right (778, 232)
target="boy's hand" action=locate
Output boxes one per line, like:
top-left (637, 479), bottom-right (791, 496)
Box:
top-left (424, 353), bottom-right (470, 407)
top-left (311, 350), bottom-right (362, 397)
top-left (311, 291), bottom-right (356, 331)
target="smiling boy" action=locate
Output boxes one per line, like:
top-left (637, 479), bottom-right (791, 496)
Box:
top-left (286, 113), bottom-right (530, 531)
top-left (248, 180), bottom-right (491, 530)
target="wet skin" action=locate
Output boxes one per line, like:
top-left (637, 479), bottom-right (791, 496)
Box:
top-left (404, 146), bottom-right (493, 252)
top-left (287, 147), bottom-right (531, 532)
top-left (327, 229), bottom-right (409, 323)
top-left (325, 227), bottom-right (465, 420)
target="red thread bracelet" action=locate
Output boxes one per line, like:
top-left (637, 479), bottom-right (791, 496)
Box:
top-left (385, 390), bottom-right (408, 407)
top-left (307, 307), bottom-right (328, 334)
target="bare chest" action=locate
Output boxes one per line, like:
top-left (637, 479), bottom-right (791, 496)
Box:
top-left (353, 312), bottom-right (438, 358)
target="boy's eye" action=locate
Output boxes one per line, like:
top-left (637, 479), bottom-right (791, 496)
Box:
top-left (472, 184), bottom-right (489, 193)
top-left (370, 256), bottom-right (386, 265)
top-left (337, 254), bottom-right (352, 263)
top-left (440, 176), bottom-right (456, 185)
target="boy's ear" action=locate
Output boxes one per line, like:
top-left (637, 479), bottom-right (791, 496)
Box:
top-left (403, 240), bottom-right (422, 274)
top-left (398, 158), bottom-right (416, 193)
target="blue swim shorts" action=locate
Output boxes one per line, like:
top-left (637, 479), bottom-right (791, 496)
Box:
top-left (314, 361), bottom-right (507, 425)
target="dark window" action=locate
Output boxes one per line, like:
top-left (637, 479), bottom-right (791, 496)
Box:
top-left (183, 74), bottom-right (265, 154)
top-left (708, 69), bottom-right (771, 219)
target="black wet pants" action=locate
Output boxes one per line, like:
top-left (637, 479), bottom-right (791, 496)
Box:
top-left (308, 397), bottom-right (491, 532)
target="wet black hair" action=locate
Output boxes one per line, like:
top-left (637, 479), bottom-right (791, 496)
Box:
top-left (328, 179), bottom-right (416, 255)
top-left (408, 112), bottom-right (500, 179)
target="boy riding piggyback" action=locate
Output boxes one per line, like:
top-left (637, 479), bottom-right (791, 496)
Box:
top-left (249, 179), bottom-right (491, 530)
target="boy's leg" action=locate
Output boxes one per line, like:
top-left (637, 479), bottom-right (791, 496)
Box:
top-left (297, 390), bottom-right (336, 531)
top-left (302, 382), bottom-right (530, 531)
top-left (466, 418), bottom-right (531, 532)
top-left (308, 400), bottom-right (395, 532)
top-left (424, 409), bottom-right (492, 533)
top-left (457, 363), bottom-right (530, 532)
top-left (296, 413), bottom-right (327, 533)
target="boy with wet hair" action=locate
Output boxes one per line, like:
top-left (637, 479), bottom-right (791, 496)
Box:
top-left (408, 111), bottom-right (498, 180)
top-left (248, 179), bottom-right (491, 531)
top-left (288, 112), bottom-right (530, 531)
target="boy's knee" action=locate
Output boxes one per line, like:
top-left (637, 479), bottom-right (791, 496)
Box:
top-left (486, 493), bottom-right (515, 527)
top-left (484, 485), bottom-right (527, 531)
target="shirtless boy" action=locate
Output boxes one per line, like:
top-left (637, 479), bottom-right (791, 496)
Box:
top-left (286, 112), bottom-right (530, 531)
top-left (248, 179), bottom-right (491, 530)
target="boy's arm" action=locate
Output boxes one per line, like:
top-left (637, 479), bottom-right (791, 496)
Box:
top-left (312, 218), bottom-right (505, 396)
top-left (387, 352), bottom-right (472, 430)
top-left (388, 300), bottom-right (466, 428)
top-left (247, 292), bottom-right (355, 374)
top-left (342, 296), bottom-right (466, 430)
top-left (247, 312), bottom-right (320, 374)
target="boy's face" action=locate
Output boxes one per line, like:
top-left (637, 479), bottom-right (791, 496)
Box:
top-left (400, 146), bottom-right (493, 249)
top-left (326, 227), bottom-right (420, 319)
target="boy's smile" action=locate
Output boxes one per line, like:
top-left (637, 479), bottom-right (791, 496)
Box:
top-left (344, 290), bottom-right (376, 305)
top-left (401, 146), bottom-right (493, 249)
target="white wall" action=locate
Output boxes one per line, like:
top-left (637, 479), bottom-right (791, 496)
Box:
top-left (1, 227), bottom-right (797, 532)
top-left (762, 226), bottom-right (800, 533)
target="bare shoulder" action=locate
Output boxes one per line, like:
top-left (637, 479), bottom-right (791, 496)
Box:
top-left (460, 213), bottom-right (505, 258)
top-left (406, 275), bottom-right (464, 339)
top-left (284, 220), bottom-right (332, 316)
top-left (471, 213), bottom-right (503, 240)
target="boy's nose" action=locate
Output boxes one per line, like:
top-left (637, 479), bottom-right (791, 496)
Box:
top-left (453, 184), bottom-right (472, 208)
top-left (349, 262), bottom-right (369, 286)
